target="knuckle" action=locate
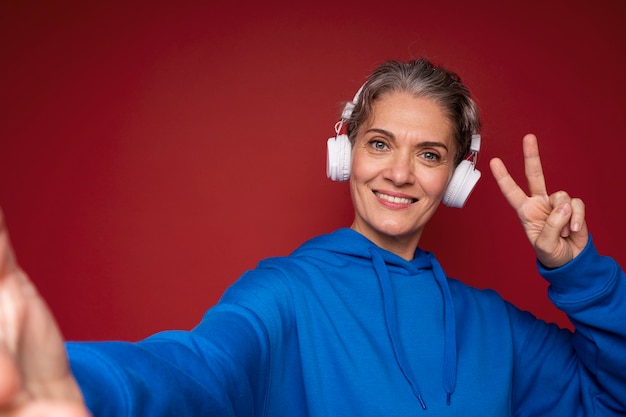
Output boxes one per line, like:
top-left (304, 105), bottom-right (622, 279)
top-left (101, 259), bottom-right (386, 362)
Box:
top-left (550, 190), bottom-right (570, 202)
top-left (573, 197), bottom-right (585, 208)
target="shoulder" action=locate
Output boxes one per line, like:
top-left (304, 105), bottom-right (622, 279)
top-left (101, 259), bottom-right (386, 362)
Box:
top-left (218, 237), bottom-right (338, 309)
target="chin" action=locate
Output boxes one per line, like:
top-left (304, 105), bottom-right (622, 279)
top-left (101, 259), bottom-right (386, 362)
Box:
top-left (376, 223), bottom-right (423, 240)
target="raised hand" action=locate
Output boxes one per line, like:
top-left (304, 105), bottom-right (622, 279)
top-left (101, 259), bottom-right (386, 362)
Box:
top-left (0, 209), bottom-right (89, 416)
top-left (489, 134), bottom-right (588, 269)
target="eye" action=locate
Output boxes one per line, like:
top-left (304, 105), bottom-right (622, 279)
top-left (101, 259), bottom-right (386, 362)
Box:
top-left (420, 151), bottom-right (442, 163)
top-left (369, 140), bottom-right (389, 151)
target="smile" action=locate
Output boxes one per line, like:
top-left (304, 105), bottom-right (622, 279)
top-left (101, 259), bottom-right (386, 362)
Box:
top-left (374, 191), bottom-right (417, 205)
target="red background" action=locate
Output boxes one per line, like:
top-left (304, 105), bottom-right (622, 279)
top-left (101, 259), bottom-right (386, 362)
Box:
top-left (1, 1), bottom-right (625, 341)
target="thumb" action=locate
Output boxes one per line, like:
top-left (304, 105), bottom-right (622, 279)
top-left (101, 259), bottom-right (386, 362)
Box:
top-left (535, 202), bottom-right (573, 268)
top-left (544, 202), bottom-right (573, 237)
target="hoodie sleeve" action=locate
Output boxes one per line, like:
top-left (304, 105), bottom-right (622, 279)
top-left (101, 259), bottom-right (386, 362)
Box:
top-left (67, 266), bottom-right (294, 417)
top-left (509, 235), bottom-right (626, 415)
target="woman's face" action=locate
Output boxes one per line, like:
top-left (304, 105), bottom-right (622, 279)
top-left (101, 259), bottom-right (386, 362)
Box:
top-left (349, 91), bottom-right (457, 258)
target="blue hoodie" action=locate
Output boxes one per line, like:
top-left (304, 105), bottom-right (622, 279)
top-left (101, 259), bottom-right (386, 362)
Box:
top-left (68, 228), bottom-right (626, 416)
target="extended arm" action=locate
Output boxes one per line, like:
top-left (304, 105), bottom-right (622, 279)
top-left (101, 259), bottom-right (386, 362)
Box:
top-left (67, 302), bottom-right (272, 416)
top-left (0, 206), bottom-right (288, 417)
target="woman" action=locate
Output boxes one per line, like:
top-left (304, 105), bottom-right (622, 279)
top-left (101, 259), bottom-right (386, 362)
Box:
top-left (0, 59), bottom-right (624, 416)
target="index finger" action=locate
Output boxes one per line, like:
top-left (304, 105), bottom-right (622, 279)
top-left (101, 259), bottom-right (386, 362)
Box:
top-left (489, 157), bottom-right (528, 210)
top-left (523, 134), bottom-right (548, 197)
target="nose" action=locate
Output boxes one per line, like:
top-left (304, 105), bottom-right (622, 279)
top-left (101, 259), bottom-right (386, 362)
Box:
top-left (383, 151), bottom-right (415, 185)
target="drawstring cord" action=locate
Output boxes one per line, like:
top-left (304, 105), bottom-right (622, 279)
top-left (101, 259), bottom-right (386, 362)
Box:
top-left (370, 247), bottom-right (428, 410)
top-left (369, 247), bottom-right (458, 409)
top-left (428, 253), bottom-right (458, 405)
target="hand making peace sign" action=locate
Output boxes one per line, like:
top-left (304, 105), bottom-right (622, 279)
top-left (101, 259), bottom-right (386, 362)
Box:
top-left (490, 134), bottom-right (589, 269)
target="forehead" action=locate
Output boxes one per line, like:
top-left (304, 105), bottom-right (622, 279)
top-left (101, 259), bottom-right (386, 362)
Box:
top-left (365, 91), bottom-right (453, 140)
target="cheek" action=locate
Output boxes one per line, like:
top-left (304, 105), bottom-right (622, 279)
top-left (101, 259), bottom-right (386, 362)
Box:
top-left (419, 168), bottom-right (454, 196)
top-left (350, 152), bottom-right (376, 182)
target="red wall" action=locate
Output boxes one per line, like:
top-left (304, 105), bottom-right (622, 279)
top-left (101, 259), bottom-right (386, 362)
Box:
top-left (1, 1), bottom-right (625, 341)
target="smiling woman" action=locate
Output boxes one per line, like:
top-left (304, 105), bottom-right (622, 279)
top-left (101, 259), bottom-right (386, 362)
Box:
top-left (0, 58), bottom-right (625, 416)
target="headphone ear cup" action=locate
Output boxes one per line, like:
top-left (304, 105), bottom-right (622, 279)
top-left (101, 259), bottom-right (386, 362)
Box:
top-left (326, 134), bottom-right (352, 181)
top-left (442, 160), bottom-right (481, 208)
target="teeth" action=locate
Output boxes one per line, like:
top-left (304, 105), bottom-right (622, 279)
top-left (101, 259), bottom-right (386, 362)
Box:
top-left (375, 192), bottom-right (414, 205)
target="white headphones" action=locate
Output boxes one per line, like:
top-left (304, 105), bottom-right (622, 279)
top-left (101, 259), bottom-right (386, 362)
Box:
top-left (326, 89), bottom-right (481, 208)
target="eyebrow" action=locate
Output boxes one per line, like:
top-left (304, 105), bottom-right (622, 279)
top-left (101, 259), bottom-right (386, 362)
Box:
top-left (364, 128), bottom-right (450, 152)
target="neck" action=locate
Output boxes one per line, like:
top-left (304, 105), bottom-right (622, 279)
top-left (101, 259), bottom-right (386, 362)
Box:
top-left (349, 223), bottom-right (421, 261)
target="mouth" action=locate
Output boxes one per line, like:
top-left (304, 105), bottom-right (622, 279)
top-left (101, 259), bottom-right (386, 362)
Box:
top-left (374, 191), bottom-right (417, 205)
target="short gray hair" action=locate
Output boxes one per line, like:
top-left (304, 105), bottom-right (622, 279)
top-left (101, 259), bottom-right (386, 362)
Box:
top-left (345, 59), bottom-right (481, 165)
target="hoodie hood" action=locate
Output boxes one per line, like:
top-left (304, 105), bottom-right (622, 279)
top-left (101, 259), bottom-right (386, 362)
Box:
top-left (293, 228), bottom-right (458, 409)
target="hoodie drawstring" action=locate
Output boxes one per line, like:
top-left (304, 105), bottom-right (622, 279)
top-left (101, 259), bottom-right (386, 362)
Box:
top-left (428, 253), bottom-right (458, 405)
top-left (369, 247), bottom-right (457, 409)
top-left (370, 247), bottom-right (428, 410)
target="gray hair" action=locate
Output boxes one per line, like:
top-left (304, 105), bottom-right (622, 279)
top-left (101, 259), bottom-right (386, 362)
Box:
top-left (345, 59), bottom-right (481, 165)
